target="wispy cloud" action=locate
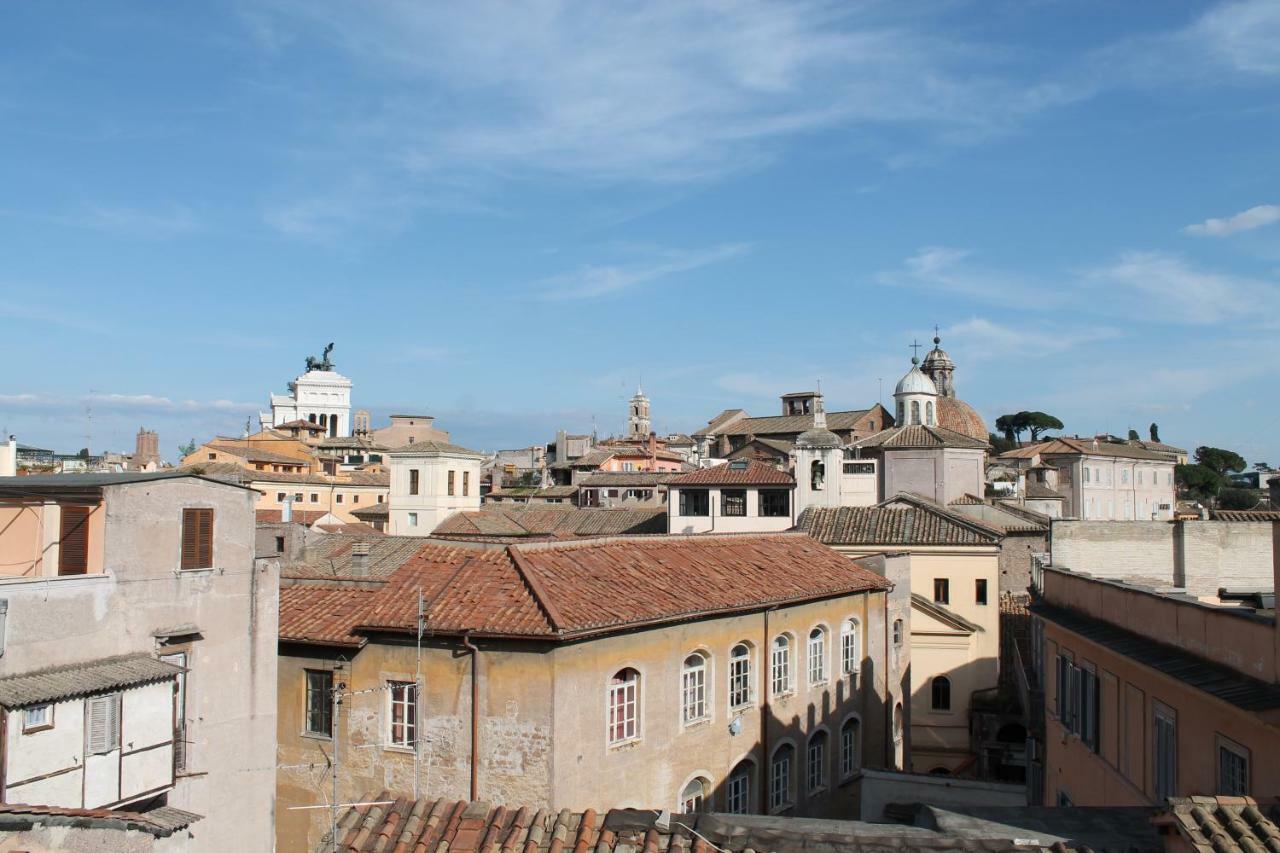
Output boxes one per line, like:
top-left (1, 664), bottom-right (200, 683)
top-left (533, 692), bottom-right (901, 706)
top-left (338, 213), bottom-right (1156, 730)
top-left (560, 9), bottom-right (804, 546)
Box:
top-left (0, 392), bottom-right (258, 414)
top-left (1184, 203), bottom-right (1280, 236)
top-left (876, 247), bottom-right (1062, 310)
top-left (535, 243), bottom-right (748, 300)
top-left (944, 318), bottom-right (1121, 361)
top-left (0, 203), bottom-right (197, 236)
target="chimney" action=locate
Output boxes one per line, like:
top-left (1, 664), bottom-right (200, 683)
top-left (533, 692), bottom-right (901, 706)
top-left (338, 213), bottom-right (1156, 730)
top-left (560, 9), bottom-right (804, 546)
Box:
top-left (351, 541), bottom-right (371, 577)
top-left (648, 431), bottom-right (657, 467)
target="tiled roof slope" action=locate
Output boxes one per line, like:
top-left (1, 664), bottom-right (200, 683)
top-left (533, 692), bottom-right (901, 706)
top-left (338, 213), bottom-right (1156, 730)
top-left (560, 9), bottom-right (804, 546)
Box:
top-left (548, 449), bottom-right (615, 470)
top-left (853, 424), bottom-right (988, 450)
top-left (508, 534), bottom-right (890, 636)
top-left (0, 654), bottom-right (182, 708)
top-left (433, 507), bottom-right (666, 538)
top-left (578, 471), bottom-right (680, 487)
top-left (351, 502), bottom-right (389, 519)
top-left (1154, 797), bottom-right (1280, 852)
top-left (190, 461), bottom-right (389, 487)
top-left (712, 409), bottom-right (873, 437)
top-left (936, 397), bottom-right (988, 441)
top-left (797, 504), bottom-right (1000, 546)
top-left (205, 441), bottom-right (308, 465)
top-left (999, 437), bottom-right (1169, 461)
top-left (0, 803), bottom-right (201, 837)
top-left (669, 460), bottom-right (794, 487)
top-left (335, 794), bottom-right (1102, 853)
top-left (388, 440), bottom-right (485, 456)
top-left (284, 534), bottom-right (427, 580)
top-left (280, 534), bottom-right (888, 645)
top-left (257, 509), bottom-right (328, 525)
top-left (1211, 509), bottom-right (1280, 522)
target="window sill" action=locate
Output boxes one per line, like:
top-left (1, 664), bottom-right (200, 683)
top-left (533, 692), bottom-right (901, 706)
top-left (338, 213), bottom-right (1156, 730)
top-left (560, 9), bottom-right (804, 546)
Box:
top-left (682, 718), bottom-right (712, 731)
top-left (174, 567), bottom-right (222, 576)
top-left (22, 724), bottom-right (54, 735)
top-left (837, 773), bottom-right (859, 788)
top-left (383, 744), bottom-right (416, 754)
top-left (300, 732), bottom-right (333, 742)
top-left (807, 786), bottom-right (828, 797)
top-left (768, 803), bottom-right (794, 816)
top-left (607, 738), bottom-right (642, 751)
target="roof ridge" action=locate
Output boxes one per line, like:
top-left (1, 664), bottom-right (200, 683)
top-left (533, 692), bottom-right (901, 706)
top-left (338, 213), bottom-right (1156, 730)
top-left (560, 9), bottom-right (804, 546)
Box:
top-left (505, 548), bottom-right (564, 633)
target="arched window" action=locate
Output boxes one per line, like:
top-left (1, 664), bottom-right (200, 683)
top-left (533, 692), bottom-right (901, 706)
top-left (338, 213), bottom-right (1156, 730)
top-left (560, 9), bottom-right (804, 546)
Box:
top-left (896, 401), bottom-right (905, 424)
top-left (840, 717), bottom-right (861, 777)
top-left (926, 401), bottom-right (934, 425)
top-left (726, 761), bottom-right (753, 814)
top-left (931, 675), bottom-right (951, 711)
top-left (728, 643), bottom-right (752, 708)
top-left (680, 777), bottom-right (709, 813)
top-left (893, 702), bottom-right (905, 769)
top-left (840, 618), bottom-right (860, 683)
top-left (771, 635), bottom-right (792, 696)
top-left (806, 731), bottom-right (828, 793)
top-left (807, 627), bottom-right (827, 685)
top-left (681, 653), bottom-right (708, 724)
top-left (810, 460), bottom-right (825, 490)
top-left (308, 413), bottom-right (317, 423)
top-left (892, 619), bottom-right (903, 646)
top-left (910, 400), bottom-right (921, 425)
top-left (769, 744), bottom-right (794, 811)
top-left (607, 668), bottom-right (640, 745)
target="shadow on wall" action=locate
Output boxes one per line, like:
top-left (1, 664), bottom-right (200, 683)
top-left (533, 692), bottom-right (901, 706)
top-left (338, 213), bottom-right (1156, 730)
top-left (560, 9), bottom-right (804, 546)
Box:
top-left (907, 655), bottom-right (1012, 778)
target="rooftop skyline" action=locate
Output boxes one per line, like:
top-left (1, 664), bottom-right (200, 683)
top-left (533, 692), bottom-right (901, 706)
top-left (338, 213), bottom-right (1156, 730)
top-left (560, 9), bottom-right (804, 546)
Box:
top-left (3, 1), bottom-right (1278, 463)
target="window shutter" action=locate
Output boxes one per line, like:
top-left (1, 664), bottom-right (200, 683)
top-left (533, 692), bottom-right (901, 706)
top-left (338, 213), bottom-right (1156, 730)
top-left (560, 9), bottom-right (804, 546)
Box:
top-left (86, 693), bottom-right (120, 754)
top-left (182, 509), bottom-right (214, 570)
top-left (58, 506), bottom-right (91, 575)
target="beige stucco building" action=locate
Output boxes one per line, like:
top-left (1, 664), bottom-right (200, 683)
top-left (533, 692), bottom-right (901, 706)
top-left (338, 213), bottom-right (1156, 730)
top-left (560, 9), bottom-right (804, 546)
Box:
top-left (275, 533), bottom-right (910, 850)
top-left (387, 440), bottom-right (486, 535)
top-left (0, 472), bottom-right (278, 851)
top-left (798, 494), bottom-right (1003, 774)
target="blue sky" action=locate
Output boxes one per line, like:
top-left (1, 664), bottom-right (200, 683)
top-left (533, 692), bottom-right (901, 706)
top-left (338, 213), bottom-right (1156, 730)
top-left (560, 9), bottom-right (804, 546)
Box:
top-left (3, 1), bottom-right (1278, 463)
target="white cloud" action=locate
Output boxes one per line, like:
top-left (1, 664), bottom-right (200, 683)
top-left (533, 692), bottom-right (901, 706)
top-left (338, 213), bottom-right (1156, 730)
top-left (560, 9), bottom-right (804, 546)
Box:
top-left (535, 243), bottom-right (748, 300)
top-left (1191, 0), bottom-right (1280, 75)
top-left (944, 318), bottom-right (1120, 361)
top-left (0, 392), bottom-right (258, 414)
top-left (876, 247), bottom-right (1063, 310)
top-left (1184, 204), bottom-right (1280, 236)
top-left (1082, 251), bottom-right (1280, 325)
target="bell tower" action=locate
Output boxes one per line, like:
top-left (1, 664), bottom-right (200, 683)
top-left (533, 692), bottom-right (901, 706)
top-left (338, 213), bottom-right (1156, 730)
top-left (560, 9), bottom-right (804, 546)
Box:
top-left (627, 386), bottom-right (651, 440)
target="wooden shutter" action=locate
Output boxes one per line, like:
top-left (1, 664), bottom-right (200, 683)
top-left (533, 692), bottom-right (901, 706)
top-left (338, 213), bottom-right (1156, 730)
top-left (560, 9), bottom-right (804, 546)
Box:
top-left (86, 693), bottom-right (121, 754)
top-left (181, 508), bottom-right (214, 570)
top-left (58, 505), bottom-right (91, 575)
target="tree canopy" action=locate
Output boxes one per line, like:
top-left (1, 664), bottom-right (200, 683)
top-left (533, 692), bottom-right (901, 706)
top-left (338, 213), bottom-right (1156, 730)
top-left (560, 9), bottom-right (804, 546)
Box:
top-left (1194, 446), bottom-right (1246, 476)
top-left (994, 411), bottom-right (1064, 446)
top-left (1175, 463), bottom-right (1224, 501)
top-left (178, 438), bottom-right (197, 458)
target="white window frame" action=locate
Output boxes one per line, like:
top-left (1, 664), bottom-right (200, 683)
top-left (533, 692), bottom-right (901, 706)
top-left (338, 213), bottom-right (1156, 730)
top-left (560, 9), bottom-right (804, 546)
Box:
top-left (726, 766), bottom-right (751, 814)
top-left (806, 732), bottom-right (827, 794)
top-left (771, 635), bottom-right (792, 696)
top-left (387, 680), bottom-right (418, 749)
top-left (85, 693), bottom-right (121, 755)
top-left (22, 703), bottom-right (52, 733)
top-left (679, 777), bottom-right (707, 814)
top-left (607, 669), bottom-right (640, 746)
top-left (840, 716), bottom-right (861, 778)
top-left (840, 618), bottom-right (860, 685)
top-left (1217, 735), bottom-right (1249, 796)
top-left (770, 745), bottom-right (793, 811)
top-left (807, 627), bottom-right (827, 685)
top-left (681, 653), bottom-right (709, 725)
top-left (728, 644), bottom-right (752, 709)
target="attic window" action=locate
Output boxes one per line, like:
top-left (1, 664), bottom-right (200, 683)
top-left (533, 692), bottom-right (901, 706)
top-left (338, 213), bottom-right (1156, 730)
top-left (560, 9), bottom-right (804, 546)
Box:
top-left (729, 460), bottom-right (749, 471)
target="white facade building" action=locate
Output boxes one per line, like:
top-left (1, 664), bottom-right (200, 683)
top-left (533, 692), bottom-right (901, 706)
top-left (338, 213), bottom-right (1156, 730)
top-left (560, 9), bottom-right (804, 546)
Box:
top-left (666, 460), bottom-right (796, 534)
top-left (387, 441), bottom-right (486, 535)
top-left (262, 368), bottom-right (353, 438)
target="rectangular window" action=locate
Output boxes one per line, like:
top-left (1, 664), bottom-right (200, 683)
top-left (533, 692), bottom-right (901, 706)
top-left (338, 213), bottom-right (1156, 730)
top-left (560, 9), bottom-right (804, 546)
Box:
top-left (1154, 705), bottom-right (1177, 800)
top-left (388, 681), bottom-right (418, 748)
top-left (729, 651), bottom-right (751, 708)
top-left (722, 489), bottom-right (747, 516)
top-left (679, 490), bottom-right (710, 516)
top-left (771, 641), bottom-right (791, 696)
top-left (447, 470), bottom-right (456, 496)
top-left (275, 535), bottom-right (285, 553)
top-left (305, 670), bottom-right (334, 737)
top-left (295, 493), bottom-right (304, 502)
top-left (726, 771), bottom-right (750, 814)
top-left (807, 738), bottom-right (825, 792)
top-left (22, 704), bottom-right (52, 733)
top-left (807, 631), bottom-right (826, 685)
top-left (160, 651), bottom-right (188, 772)
top-left (463, 471), bottom-right (470, 497)
top-left (975, 579), bottom-right (988, 605)
top-left (180, 508), bottom-right (214, 570)
top-left (336, 494), bottom-right (344, 504)
top-left (681, 660), bottom-right (707, 724)
top-left (353, 495), bottom-right (359, 504)
top-left (1217, 738), bottom-right (1249, 796)
top-left (933, 578), bottom-right (949, 605)
top-left (58, 505), bottom-right (92, 576)
top-left (409, 469), bottom-right (419, 495)
top-left (310, 493), bottom-right (318, 503)
top-left (85, 693), bottom-right (121, 755)
top-left (759, 490), bottom-right (790, 517)
top-left (408, 512), bottom-right (418, 527)
top-left (607, 675), bottom-right (638, 744)
top-left (841, 722), bottom-right (859, 776)
top-left (770, 752), bottom-right (791, 810)
top-left (277, 492), bottom-right (286, 502)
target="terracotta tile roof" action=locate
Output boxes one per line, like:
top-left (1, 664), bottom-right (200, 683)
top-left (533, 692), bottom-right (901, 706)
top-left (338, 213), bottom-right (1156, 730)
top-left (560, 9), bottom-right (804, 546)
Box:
top-left (280, 533), bottom-right (888, 645)
top-left (1025, 481), bottom-right (1066, 500)
top-left (999, 437), bottom-right (1170, 462)
top-left (279, 585), bottom-right (377, 647)
top-left (487, 485), bottom-right (579, 498)
top-left (1154, 797), bottom-right (1280, 852)
top-left (256, 508), bottom-right (329, 525)
top-left (711, 408), bottom-right (875, 437)
top-left (945, 499), bottom-right (1050, 534)
top-left (0, 803), bottom-right (201, 837)
top-left (351, 502), bottom-right (389, 519)
top-left (949, 494), bottom-right (985, 505)
top-left (335, 794), bottom-right (1085, 852)
top-left (853, 424), bottom-right (988, 450)
top-left (0, 653), bottom-right (182, 708)
top-left (669, 460), bottom-right (795, 487)
top-left (433, 507), bottom-right (667, 538)
top-left (284, 534), bottom-right (428, 580)
top-left (936, 397), bottom-right (988, 442)
top-left (387, 440), bottom-right (485, 456)
top-left (204, 441), bottom-right (310, 466)
top-left (797, 499), bottom-right (1001, 547)
top-left (549, 449), bottom-right (616, 470)
top-left (693, 408), bottom-right (747, 437)
top-left (276, 418), bottom-right (327, 431)
top-left (578, 471), bottom-right (680, 487)
top-left (1210, 509), bottom-right (1280, 522)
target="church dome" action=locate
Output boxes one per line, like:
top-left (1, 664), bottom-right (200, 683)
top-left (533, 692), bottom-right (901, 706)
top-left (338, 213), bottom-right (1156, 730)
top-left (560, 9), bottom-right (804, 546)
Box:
top-left (796, 427), bottom-right (842, 449)
top-left (894, 363), bottom-right (937, 397)
top-left (922, 338), bottom-right (954, 371)
top-left (937, 397), bottom-right (988, 441)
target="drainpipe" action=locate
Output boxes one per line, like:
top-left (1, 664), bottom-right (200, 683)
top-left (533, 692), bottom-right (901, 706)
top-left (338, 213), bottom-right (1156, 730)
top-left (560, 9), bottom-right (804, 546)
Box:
top-left (759, 605), bottom-right (778, 813)
top-left (461, 632), bottom-right (480, 800)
